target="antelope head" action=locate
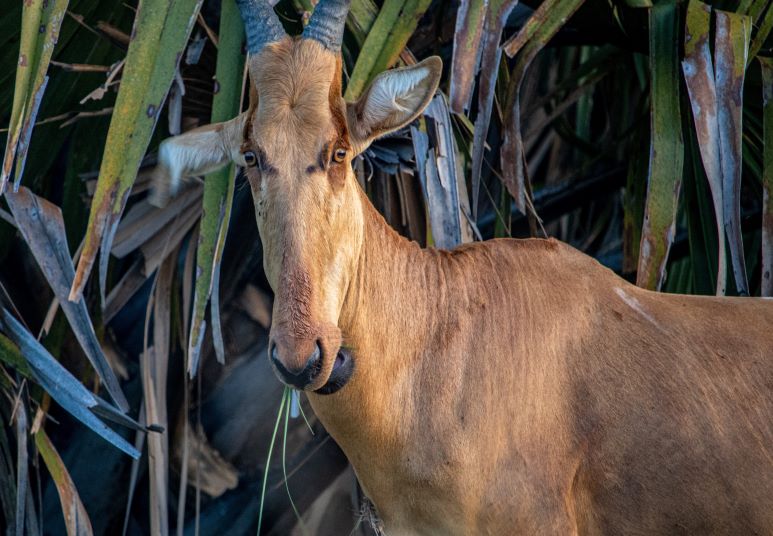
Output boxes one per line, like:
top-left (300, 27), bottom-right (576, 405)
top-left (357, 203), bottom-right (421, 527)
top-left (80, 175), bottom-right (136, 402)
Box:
top-left (152, 0), bottom-right (441, 393)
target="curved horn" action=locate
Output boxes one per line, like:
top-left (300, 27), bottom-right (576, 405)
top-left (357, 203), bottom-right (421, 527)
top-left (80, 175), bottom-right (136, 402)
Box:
top-left (302, 0), bottom-right (351, 52)
top-left (235, 0), bottom-right (286, 54)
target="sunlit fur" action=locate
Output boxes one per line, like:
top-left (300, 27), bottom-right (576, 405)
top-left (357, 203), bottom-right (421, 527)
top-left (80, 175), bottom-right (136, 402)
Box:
top-left (242, 39), bottom-right (362, 392)
top-left (153, 37), bottom-right (773, 535)
top-left (325, 218), bottom-right (773, 534)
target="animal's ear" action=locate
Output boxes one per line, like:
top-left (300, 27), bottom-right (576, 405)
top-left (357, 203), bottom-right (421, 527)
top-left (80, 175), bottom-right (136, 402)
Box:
top-left (149, 112), bottom-right (248, 207)
top-left (347, 56), bottom-right (442, 154)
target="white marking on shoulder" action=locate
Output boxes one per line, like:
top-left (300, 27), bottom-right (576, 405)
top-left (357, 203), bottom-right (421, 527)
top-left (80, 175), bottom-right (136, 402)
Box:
top-left (614, 287), bottom-right (661, 329)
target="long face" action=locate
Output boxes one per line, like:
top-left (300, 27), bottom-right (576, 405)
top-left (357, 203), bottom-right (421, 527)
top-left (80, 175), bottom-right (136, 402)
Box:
top-left (243, 39), bottom-right (364, 393)
top-left (152, 0), bottom-right (441, 391)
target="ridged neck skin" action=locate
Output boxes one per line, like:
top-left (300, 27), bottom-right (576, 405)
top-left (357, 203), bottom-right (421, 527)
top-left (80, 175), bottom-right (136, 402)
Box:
top-left (306, 179), bottom-right (773, 534)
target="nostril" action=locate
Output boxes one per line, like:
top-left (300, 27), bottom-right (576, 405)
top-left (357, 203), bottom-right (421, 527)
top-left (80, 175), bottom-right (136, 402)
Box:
top-left (310, 342), bottom-right (321, 363)
top-left (269, 340), bottom-right (324, 389)
top-left (307, 341), bottom-right (323, 380)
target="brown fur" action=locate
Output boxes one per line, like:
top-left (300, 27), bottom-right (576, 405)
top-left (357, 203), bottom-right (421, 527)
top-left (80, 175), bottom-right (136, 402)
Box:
top-left (158, 37), bottom-right (773, 534)
top-left (314, 194), bottom-right (773, 534)
top-left (248, 40), bottom-right (773, 535)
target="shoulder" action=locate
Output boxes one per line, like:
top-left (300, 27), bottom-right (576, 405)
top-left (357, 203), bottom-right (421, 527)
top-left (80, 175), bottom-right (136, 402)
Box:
top-left (432, 236), bottom-right (611, 282)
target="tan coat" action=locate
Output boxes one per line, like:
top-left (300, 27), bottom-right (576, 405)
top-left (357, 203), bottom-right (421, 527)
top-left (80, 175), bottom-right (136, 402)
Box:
top-left (154, 37), bottom-right (773, 535)
top-left (310, 193), bottom-right (773, 534)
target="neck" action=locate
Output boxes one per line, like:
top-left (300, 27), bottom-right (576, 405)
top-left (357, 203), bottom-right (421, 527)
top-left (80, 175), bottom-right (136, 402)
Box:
top-left (305, 185), bottom-right (556, 523)
top-left (340, 188), bottom-right (431, 342)
top-left (308, 186), bottom-right (438, 467)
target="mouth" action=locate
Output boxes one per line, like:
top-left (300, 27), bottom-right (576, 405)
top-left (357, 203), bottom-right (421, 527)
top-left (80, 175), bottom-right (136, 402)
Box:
top-left (314, 347), bottom-right (354, 395)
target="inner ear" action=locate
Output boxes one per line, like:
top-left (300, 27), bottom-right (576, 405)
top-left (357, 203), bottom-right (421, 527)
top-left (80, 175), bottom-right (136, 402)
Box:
top-left (348, 56), bottom-right (442, 154)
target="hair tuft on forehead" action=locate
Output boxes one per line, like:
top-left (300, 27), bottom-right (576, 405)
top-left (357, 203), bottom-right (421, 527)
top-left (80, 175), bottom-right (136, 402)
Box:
top-left (248, 39), bottom-right (349, 151)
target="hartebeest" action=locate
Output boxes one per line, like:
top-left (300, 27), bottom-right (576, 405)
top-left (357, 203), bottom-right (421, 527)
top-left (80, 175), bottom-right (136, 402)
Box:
top-left (151, 0), bottom-right (773, 533)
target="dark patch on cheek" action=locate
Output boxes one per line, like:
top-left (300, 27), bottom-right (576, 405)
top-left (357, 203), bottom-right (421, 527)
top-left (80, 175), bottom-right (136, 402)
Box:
top-left (259, 154), bottom-right (279, 175)
top-left (309, 144), bottom-right (337, 177)
top-left (318, 150), bottom-right (328, 171)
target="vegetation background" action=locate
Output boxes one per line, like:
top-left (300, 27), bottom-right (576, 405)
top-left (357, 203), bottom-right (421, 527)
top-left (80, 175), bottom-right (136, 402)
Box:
top-left (0, 0), bottom-right (770, 533)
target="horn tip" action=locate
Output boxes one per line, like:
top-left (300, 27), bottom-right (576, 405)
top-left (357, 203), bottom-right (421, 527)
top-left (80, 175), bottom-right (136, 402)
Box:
top-left (302, 0), bottom-right (351, 52)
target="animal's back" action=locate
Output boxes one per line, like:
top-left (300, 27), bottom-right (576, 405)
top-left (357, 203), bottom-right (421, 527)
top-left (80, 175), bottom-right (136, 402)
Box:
top-left (406, 237), bottom-right (773, 534)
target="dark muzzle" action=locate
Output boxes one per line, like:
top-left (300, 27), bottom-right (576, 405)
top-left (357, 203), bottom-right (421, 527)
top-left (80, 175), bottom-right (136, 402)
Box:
top-left (270, 341), bottom-right (323, 389)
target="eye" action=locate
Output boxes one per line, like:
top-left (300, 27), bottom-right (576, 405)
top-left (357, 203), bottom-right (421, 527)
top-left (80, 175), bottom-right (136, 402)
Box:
top-left (243, 150), bottom-right (258, 167)
top-left (332, 148), bottom-right (347, 163)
